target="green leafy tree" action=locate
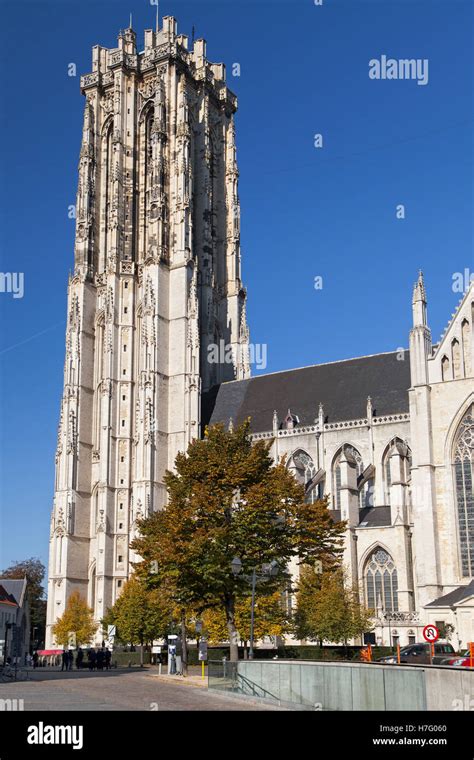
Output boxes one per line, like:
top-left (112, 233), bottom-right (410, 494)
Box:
top-left (294, 566), bottom-right (373, 647)
top-left (132, 420), bottom-right (345, 661)
top-left (103, 576), bottom-right (172, 665)
top-left (52, 591), bottom-right (96, 647)
top-left (1, 557), bottom-right (47, 647)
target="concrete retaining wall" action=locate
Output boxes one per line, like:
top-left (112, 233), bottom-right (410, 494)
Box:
top-left (235, 660), bottom-right (474, 711)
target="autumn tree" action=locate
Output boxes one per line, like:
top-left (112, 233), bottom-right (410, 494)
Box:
top-left (103, 576), bottom-right (172, 666)
top-left (294, 566), bottom-right (373, 648)
top-left (132, 420), bottom-right (345, 661)
top-left (203, 591), bottom-right (288, 657)
top-left (1, 557), bottom-right (47, 647)
top-left (52, 591), bottom-right (96, 647)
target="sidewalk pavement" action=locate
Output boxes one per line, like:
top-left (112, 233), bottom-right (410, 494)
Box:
top-left (148, 665), bottom-right (207, 689)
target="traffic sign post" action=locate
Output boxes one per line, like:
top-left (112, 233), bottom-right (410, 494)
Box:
top-left (198, 640), bottom-right (208, 679)
top-left (423, 625), bottom-right (439, 666)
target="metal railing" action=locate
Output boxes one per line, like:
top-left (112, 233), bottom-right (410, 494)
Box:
top-left (208, 660), bottom-right (238, 692)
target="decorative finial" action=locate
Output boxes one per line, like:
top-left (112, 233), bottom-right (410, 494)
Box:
top-left (129, 12), bottom-right (133, 29)
top-left (366, 396), bottom-right (373, 421)
top-left (413, 270), bottom-right (426, 303)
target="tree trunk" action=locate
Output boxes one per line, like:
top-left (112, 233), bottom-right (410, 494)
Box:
top-left (224, 594), bottom-right (239, 662)
top-left (140, 637), bottom-right (144, 668)
top-left (180, 612), bottom-right (188, 677)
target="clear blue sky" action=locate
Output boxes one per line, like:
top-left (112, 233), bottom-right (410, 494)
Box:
top-left (0, 0), bottom-right (472, 572)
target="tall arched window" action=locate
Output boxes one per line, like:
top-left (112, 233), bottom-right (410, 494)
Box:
top-left (333, 445), bottom-right (372, 509)
top-left (383, 438), bottom-right (412, 505)
top-left (441, 355), bottom-right (451, 381)
top-left (454, 405), bottom-right (474, 577)
top-left (89, 564), bottom-right (97, 617)
top-left (288, 450), bottom-right (322, 503)
top-left (365, 548), bottom-right (398, 612)
top-left (461, 319), bottom-right (471, 376)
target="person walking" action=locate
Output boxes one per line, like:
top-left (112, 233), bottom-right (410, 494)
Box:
top-left (104, 648), bottom-right (111, 670)
top-left (32, 651), bottom-right (38, 669)
top-left (68, 650), bottom-right (74, 671)
top-left (88, 648), bottom-right (96, 671)
top-left (96, 648), bottom-right (104, 671)
top-left (76, 649), bottom-right (84, 670)
top-left (61, 650), bottom-right (68, 671)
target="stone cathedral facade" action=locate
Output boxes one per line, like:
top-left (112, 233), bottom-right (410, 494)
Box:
top-left (47, 19), bottom-right (474, 651)
top-left (205, 275), bottom-right (474, 649)
top-left (46, 19), bottom-right (250, 647)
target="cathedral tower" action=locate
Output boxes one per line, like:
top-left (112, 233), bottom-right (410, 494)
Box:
top-left (46, 18), bottom-right (250, 645)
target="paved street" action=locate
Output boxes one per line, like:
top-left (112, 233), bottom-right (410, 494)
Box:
top-left (0, 668), bottom-right (285, 711)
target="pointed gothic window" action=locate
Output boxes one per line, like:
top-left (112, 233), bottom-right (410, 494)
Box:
top-left (365, 548), bottom-right (398, 612)
top-left (452, 339), bottom-right (462, 379)
top-left (288, 450), bottom-right (321, 503)
top-left (461, 319), bottom-right (471, 376)
top-left (382, 438), bottom-right (412, 506)
top-left (333, 445), bottom-right (370, 509)
top-left (453, 405), bottom-right (474, 576)
top-left (441, 355), bottom-right (451, 381)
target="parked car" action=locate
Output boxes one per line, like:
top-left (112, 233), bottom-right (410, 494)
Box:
top-left (378, 642), bottom-right (455, 665)
top-left (440, 650), bottom-right (474, 667)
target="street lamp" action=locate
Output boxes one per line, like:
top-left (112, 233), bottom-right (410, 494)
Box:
top-left (230, 557), bottom-right (279, 660)
top-left (231, 557), bottom-right (242, 577)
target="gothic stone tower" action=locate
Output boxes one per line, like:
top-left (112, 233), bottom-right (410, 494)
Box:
top-left (46, 18), bottom-right (250, 646)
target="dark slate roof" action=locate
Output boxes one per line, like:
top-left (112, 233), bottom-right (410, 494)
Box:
top-left (202, 351), bottom-right (410, 434)
top-left (425, 579), bottom-right (474, 608)
top-left (0, 578), bottom-right (27, 607)
top-left (328, 507), bottom-right (392, 528)
top-left (358, 506), bottom-right (392, 527)
top-left (0, 585), bottom-right (18, 607)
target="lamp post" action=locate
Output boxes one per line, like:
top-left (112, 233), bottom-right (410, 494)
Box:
top-left (231, 558), bottom-right (279, 659)
top-left (31, 626), bottom-right (38, 654)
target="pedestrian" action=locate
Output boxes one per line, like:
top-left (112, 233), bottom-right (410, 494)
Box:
top-left (76, 649), bottom-right (84, 670)
top-left (88, 648), bottom-right (96, 671)
top-left (61, 650), bottom-right (68, 671)
top-left (96, 648), bottom-right (104, 671)
top-left (32, 651), bottom-right (38, 669)
top-left (104, 648), bottom-right (111, 670)
top-left (68, 650), bottom-right (74, 671)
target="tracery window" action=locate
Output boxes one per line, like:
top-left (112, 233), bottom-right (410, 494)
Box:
top-left (383, 438), bottom-right (412, 505)
top-left (454, 406), bottom-right (474, 576)
top-left (333, 445), bottom-right (372, 509)
top-left (365, 548), bottom-right (398, 612)
top-left (289, 450), bottom-right (321, 504)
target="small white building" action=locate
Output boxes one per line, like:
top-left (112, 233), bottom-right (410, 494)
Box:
top-left (0, 578), bottom-right (30, 663)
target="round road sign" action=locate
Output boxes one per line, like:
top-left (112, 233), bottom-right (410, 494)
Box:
top-left (422, 624), bottom-right (439, 643)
